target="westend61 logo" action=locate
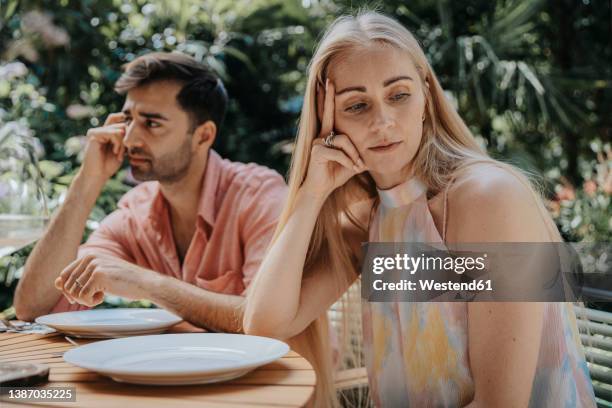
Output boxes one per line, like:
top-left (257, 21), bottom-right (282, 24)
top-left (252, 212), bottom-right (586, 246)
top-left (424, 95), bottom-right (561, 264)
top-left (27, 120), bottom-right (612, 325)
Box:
top-left (361, 242), bottom-right (609, 302)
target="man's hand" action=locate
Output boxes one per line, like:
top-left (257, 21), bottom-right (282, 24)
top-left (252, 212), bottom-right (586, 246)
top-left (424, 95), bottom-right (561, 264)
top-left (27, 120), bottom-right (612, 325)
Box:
top-left (79, 113), bottom-right (127, 184)
top-left (54, 255), bottom-right (154, 307)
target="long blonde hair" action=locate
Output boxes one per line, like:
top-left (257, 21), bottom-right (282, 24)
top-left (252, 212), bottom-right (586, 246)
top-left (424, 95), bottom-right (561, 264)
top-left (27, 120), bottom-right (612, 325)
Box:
top-left (277, 10), bottom-right (561, 407)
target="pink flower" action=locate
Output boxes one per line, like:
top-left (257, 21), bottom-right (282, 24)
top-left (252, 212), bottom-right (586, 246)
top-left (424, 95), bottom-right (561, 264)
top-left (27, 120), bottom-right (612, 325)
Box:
top-left (583, 180), bottom-right (597, 196)
top-left (556, 185), bottom-right (575, 202)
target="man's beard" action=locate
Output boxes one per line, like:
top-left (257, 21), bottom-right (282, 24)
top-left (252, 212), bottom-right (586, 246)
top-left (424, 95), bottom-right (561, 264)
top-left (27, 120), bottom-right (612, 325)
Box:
top-left (130, 137), bottom-right (193, 184)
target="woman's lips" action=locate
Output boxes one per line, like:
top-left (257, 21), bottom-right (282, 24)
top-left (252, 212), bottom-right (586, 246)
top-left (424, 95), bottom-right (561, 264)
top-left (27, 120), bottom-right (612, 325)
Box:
top-left (368, 141), bottom-right (402, 152)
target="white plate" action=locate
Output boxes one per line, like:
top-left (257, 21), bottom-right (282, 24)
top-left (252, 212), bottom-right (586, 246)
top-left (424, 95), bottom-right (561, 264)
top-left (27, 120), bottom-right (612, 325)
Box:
top-left (63, 333), bottom-right (290, 385)
top-left (35, 308), bottom-right (182, 338)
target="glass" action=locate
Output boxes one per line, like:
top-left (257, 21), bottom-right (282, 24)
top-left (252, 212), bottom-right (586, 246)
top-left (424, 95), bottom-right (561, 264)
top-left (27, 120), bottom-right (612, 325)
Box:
top-left (0, 120), bottom-right (49, 258)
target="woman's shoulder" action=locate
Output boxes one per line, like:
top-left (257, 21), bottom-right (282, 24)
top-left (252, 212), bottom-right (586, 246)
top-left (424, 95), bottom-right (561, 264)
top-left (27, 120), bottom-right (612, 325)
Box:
top-left (449, 162), bottom-right (532, 202)
top-left (445, 162), bottom-right (550, 242)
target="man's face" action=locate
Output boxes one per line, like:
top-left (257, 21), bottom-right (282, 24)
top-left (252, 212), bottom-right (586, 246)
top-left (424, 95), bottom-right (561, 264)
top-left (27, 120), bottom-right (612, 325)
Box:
top-left (121, 80), bottom-right (195, 183)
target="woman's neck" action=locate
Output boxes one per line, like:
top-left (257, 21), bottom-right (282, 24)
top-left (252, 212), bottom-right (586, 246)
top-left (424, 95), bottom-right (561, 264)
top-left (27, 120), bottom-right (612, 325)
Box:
top-left (370, 163), bottom-right (415, 190)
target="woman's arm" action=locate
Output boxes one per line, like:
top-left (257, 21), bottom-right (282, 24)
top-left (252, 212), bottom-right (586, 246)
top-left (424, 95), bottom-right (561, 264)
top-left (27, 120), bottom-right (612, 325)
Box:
top-left (244, 80), bottom-right (367, 339)
top-left (447, 166), bottom-right (550, 408)
top-left (243, 188), bottom-right (363, 339)
top-left (243, 188), bottom-right (327, 338)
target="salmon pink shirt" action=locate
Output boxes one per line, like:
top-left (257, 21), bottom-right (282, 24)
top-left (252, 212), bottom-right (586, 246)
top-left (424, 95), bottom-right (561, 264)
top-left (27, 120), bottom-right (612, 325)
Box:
top-left (51, 150), bottom-right (287, 312)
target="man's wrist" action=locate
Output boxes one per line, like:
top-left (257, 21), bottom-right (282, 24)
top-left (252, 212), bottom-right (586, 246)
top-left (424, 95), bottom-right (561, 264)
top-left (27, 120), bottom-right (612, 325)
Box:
top-left (137, 267), bottom-right (166, 300)
top-left (75, 167), bottom-right (109, 190)
top-left (73, 169), bottom-right (107, 196)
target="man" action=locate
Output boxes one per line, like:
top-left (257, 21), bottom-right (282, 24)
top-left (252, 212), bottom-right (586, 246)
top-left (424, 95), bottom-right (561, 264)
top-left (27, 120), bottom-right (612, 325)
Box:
top-left (14, 52), bottom-right (287, 333)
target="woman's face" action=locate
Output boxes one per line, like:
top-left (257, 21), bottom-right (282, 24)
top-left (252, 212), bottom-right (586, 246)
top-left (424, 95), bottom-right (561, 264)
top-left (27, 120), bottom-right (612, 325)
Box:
top-left (330, 44), bottom-right (427, 189)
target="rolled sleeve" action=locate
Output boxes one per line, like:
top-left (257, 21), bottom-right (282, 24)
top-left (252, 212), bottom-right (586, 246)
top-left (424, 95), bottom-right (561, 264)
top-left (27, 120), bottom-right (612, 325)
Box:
top-left (77, 209), bottom-right (135, 261)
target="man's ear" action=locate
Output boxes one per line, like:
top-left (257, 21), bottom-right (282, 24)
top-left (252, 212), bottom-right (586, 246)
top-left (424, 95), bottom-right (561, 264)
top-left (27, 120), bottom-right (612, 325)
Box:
top-left (193, 120), bottom-right (217, 148)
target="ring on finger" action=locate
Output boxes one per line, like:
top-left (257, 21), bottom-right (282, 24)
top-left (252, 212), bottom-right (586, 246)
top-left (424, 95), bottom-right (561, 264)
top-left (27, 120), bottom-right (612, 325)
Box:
top-left (324, 131), bottom-right (336, 148)
top-left (75, 280), bottom-right (84, 289)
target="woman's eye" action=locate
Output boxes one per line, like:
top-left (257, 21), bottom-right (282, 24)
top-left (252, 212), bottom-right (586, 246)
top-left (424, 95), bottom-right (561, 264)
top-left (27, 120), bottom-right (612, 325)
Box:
top-left (145, 119), bottom-right (160, 128)
top-left (345, 102), bottom-right (367, 113)
top-left (390, 93), bottom-right (410, 102)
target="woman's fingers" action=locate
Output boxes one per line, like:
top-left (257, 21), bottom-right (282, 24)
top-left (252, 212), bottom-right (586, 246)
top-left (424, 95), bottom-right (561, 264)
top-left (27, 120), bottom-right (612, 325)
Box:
top-left (314, 134), bottom-right (366, 171)
top-left (313, 141), bottom-right (357, 172)
top-left (328, 134), bottom-right (364, 167)
top-left (319, 80), bottom-right (335, 137)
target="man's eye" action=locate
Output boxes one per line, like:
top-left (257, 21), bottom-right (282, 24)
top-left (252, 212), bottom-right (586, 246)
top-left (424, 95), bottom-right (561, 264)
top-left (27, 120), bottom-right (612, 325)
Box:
top-left (145, 119), bottom-right (160, 128)
top-left (390, 93), bottom-right (410, 102)
top-left (345, 102), bottom-right (367, 113)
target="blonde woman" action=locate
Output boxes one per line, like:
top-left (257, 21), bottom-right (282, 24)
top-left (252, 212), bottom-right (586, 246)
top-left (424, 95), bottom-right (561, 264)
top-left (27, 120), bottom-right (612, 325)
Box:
top-left (244, 10), bottom-right (596, 408)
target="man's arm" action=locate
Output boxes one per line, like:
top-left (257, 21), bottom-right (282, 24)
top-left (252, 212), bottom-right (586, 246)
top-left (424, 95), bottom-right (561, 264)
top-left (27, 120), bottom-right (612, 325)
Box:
top-left (14, 113), bottom-right (127, 321)
top-left (55, 255), bottom-right (245, 333)
top-left (14, 173), bottom-right (104, 321)
top-left (147, 272), bottom-right (245, 333)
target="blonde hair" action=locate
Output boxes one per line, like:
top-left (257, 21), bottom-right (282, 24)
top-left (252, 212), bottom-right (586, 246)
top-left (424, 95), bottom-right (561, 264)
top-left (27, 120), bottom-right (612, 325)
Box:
top-left (277, 10), bottom-right (561, 407)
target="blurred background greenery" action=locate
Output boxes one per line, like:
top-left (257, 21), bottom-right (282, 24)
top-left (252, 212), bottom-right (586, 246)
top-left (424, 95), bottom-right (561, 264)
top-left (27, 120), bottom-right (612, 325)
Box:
top-left (0, 0), bottom-right (610, 314)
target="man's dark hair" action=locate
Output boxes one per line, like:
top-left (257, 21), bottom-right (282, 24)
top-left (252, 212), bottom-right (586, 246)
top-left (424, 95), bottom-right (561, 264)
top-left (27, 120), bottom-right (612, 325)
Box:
top-left (114, 52), bottom-right (228, 133)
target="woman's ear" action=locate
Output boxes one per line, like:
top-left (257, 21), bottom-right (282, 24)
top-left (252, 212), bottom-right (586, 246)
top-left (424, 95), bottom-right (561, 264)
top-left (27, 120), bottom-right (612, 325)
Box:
top-left (193, 120), bottom-right (217, 149)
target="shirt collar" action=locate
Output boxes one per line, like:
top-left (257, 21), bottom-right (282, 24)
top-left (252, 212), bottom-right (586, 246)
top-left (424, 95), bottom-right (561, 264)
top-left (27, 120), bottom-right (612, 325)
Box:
top-left (196, 149), bottom-right (223, 228)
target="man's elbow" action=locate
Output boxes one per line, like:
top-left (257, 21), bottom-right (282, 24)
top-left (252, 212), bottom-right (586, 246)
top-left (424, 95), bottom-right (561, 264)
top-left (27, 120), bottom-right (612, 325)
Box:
top-left (13, 287), bottom-right (48, 322)
top-left (14, 300), bottom-right (40, 322)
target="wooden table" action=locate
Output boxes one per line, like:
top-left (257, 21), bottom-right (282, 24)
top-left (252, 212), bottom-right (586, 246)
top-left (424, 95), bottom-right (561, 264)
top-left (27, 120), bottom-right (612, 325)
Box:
top-left (0, 322), bottom-right (315, 407)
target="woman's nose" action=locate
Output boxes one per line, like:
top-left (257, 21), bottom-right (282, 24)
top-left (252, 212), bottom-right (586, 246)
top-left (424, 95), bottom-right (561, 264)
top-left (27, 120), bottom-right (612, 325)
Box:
top-left (371, 108), bottom-right (395, 134)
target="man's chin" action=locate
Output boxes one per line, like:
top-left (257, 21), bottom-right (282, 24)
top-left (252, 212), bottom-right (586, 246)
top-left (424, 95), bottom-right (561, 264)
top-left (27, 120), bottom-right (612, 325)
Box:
top-left (130, 168), bottom-right (157, 182)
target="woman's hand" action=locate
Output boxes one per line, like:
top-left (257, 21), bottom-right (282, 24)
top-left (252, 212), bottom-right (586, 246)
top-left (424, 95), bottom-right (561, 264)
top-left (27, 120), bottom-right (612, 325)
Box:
top-left (300, 80), bottom-right (367, 199)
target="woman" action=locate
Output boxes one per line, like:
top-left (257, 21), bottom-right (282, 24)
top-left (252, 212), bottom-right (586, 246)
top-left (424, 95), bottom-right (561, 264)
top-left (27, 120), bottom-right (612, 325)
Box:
top-left (244, 10), bottom-right (595, 408)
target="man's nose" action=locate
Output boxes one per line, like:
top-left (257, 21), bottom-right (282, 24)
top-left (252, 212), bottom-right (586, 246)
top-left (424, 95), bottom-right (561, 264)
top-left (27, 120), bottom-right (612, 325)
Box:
top-left (122, 121), bottom-right (142, 149)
